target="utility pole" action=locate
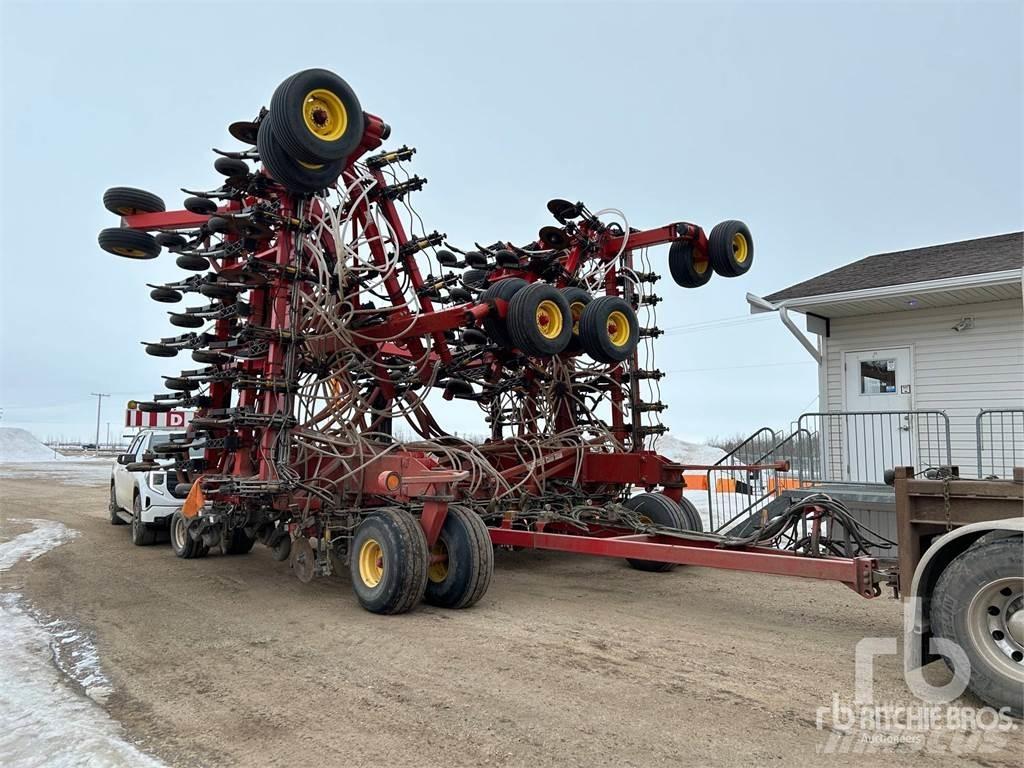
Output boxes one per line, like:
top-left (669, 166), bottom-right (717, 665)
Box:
top-left (90, 393), bottom-right (109, 456)
top-left (106, 422), bottom-right (111, 450)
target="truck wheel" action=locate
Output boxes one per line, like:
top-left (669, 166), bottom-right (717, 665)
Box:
top-left (424, 506), bottom-right (494, 609)
top-left (931, 537), bottom-right (1024, 716)
top-left (109, 483), bottom-right (126, 525)
top-left (170, 511), bottom-right (209, 559)
top-left (130, 494), bottom-right (158, 546)
top-left (222, 528), bottom-right (256, 555)
top-left (622, 493), bottom-right (687, 572)
top-left (349, 508), bottom-right (429, 615)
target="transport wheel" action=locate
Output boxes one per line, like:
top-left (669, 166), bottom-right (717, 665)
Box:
top-left (481, 278), bottom-right (528, 349)
top-left (349, 508), bottom-right (429, 615)
top-left (184, 196), bottom-right (217, 215)
top-left (931, 537), bottom-right (1024, 716)
top-left (560, 287), bottom-right (592, 353)
top-left (622, 492), bottom-right (688, 572)
top-left (109, 483), bottom-right (126, 525)
top-left (423, 506), bottom-right (494, 609)
top-left (579, 296), bottom-right (639, 364)
top-left (170, 511), bottom-right (209, 559)
top-left (98, 228), bottom-right (161, 259)
top-left (222, 527), bottom-right (256, 555)
top-left (257, 119), bottom-right (345, 195)
top-left (131, 494), bottom-right (158, 546)
top-left (269, 68), bottom-right (365, 164)
top-left (102, 187), bottom-right (166, 216)
top-left (507, 283), bottom-right (572, 356)
top-left (169, 313), bottom-right (204, 329)
top-left (708, 220), bottom-right (753, 278)
top-left (668, 240), bottom-right (712, 288)
top-left (176, 254), bottom-right (210, 272)
top-left (150, 287), bottom-right (182, 303)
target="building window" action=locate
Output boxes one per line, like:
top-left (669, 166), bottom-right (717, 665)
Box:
top-left (860, 359), bottom-right (897, 394)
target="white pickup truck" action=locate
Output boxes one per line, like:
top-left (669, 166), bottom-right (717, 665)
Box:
top-left (108, 429), bottom-right (201, 545)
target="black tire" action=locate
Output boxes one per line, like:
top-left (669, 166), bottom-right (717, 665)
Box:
top-left (622, 493), bottom-right (687, 572)
top-left (103, 187), bottom-right (166, 216)
top-left (145, 344), bottom-right (178, 358)
top-left (199, 282), bottom-right (239, 299)
top-left (677, 496), bottom-right (705, 532)
top-left (507, 283), bottom-right (572, 356)
top-left (462, 268), bottom-right (488, 289)
top-left (269, 68), bottom-right (365, 164)
top-left (176, 254), bottom-right (210, 272)
top-left (222, 528), bottom-right (256, 555)
top-left (579, 296), bottom-right (639, 364)
top-left (708, 220), bottom-right (753, 278)
top-left (257, 119), bottom-right (345, 195)
top-left (214, 157), bottom-right (249, 177)
top-left (480, 278), bottom-right (528, 349)
top-left (131, 494), bottom-right (158, 546)
top-left (137, 402), bottom-right (172, 413)
top-left (169, 312), bottom-right (204, 329)
top-left (163, 377), bottom-right (194, 391)
top-left (184, 196), bottom-right (217, 215)
top-left (192, 350), bottom-right (230, 365)
top-left (560, 287), bottom-right (592, 353)
top-left (109, 483), bottom-right (126, 525)
top-left (349, 508), bottom-right (429, 615)
top-left (668, 240), bottom-right (713, 288)
top-left (270, 533), bottom-right (292, 562)
top-left (150, 287), bottom-right (182, 303)
top-left (423, 506), bottom-right (494, 609)
top-left (170, 511), bottom-right (209, 559)
top-left (931, 538), bottom-right (1024, 716)
top-left (155, 232), bottom-right (187, 249)
top-left (98, 228), bottom-right (161, 259)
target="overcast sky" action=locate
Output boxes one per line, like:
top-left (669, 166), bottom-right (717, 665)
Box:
top-left (1, 1), bottom-right (1021, 443)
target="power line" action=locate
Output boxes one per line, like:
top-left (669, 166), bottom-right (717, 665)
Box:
top-left (663, 360), bottom-right (815, 374)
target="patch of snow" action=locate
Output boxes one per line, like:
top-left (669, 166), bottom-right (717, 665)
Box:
top-left (0, 428), bottom-right (67, 463)
top-left (654, 435), bottom-right (727, 468)
top-left (0, 520), bottom-right (167, 768)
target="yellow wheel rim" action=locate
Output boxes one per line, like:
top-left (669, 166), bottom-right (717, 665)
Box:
top-left (358, 538), bottom-right (384, 588)
top-left (302, 89), bottom-right (348, 142)
top-left (535, 299), bottom-right (563, 340)
top-left (732, 232), bottom-right (749, 264)
top-left (693, 252), bottom-right (709, 274)
top-left (112, 246), bottom-right (147, 258)
top-left (569, 301), bottom-right (585, 335)
top-left (428, 541), bottom-right (449, 583)
top-left (298, 160), bottom-right (325, 170)
top-left (607, 310), bottom-right (630, 347)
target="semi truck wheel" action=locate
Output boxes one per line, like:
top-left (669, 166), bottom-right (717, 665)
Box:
top-left (170, 511), bottom-right (209, 559)
top-left (349, 508), bottom-right (429, 615)
top-left (931, 537), bottom-right (1024, 716)
top-left (424, 506), bottom-right (494, 609)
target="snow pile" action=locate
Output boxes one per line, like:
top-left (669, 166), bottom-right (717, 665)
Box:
top-left (0, 519), bottom-right (166, 767)
top-left (0, 428), bottom-right (64, 463)
top-left (654, 435), bottom-right (726, 469)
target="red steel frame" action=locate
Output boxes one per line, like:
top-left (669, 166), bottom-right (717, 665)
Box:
top-left (120, 109), bottom-right (879, 600)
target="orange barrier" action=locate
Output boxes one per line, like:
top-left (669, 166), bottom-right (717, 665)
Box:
top-left (767, 477), bottom-right (802, 494)
top-left (683, 474), bottom-right (708, 490)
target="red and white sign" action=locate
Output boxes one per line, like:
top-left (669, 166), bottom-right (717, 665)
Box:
top-left (125, 409), bottom-right (193, 429)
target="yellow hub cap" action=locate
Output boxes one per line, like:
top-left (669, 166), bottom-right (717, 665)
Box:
top-left (607, 310), bottom-right (631, 347)
top-left (298, 160), bottom-right (325, 170)
top-left (693, 253), bottom-right (709, 274)
top-left (302, 89), bottom-right (348, 142)
top-left (428, 541), bottom-right (449, 583)
top-left (732, 232), bottom-right (749, 264)
top-left (569, 302), bottom-right (585, 335)
top-left (535, 299), bottom-right (563, 340)
top-left (113, 246), bottom-right (147, 258)
top-left (358, 538), bottom-right (384, 588)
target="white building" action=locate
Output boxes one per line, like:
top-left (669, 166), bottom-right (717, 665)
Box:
top-left (749, 232), bottom-right (1023, 480)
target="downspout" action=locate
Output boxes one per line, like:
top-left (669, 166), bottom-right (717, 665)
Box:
top-left (746, 293), bottom-right (822, 364)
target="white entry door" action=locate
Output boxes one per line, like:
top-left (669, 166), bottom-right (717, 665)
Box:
top-left (842, 347), bottom-right (913, 482)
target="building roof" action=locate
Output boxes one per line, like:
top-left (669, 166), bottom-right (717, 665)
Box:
top-left (764, 232), bottom-right (1023, 303)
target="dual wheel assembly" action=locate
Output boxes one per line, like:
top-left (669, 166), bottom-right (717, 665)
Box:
top-left (669, 220), bottom-right (754, 288)
top-left (482, 280), bottom-right (640, 363)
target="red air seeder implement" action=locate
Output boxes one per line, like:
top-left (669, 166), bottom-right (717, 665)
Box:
top-left (99, 69), bottom-right (879, 613)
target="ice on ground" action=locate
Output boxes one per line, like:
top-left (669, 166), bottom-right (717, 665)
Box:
top-left (0, 520), bottom-right (167, 768)
top-left (0, 428), bottom-right (67, 463)
top-left (0, 461), bottom-right (111, 486)
top-left (654, 435), bottom-right (727, 467)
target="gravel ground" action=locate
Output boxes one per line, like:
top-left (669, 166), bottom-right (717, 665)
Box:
top-left (1, 471), bottom-right (1020, 768)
